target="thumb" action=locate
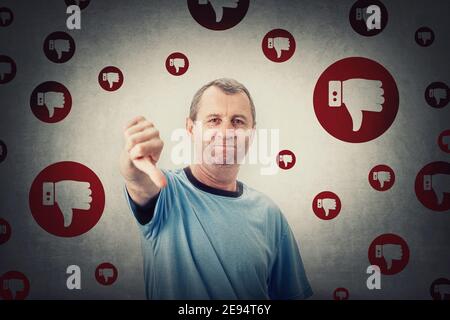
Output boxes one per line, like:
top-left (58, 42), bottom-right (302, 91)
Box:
top-left (275, 47), bottom-right (282, 58)
top-left (324, 207), bottom-right (330, 217)
top-left (379, 179), bottom-right (385, 188)
top-left (385, 258), bottom-right (392, 270)
top-left (58, 202), bottom-right (73, 228)
top-left (136, 157), bottom-right (167, 189)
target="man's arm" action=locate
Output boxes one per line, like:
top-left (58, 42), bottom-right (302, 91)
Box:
top-left (119, 116), bottom-right (166, 209)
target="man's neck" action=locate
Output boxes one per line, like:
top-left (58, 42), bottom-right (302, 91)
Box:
top-left (189, 164), bottom-right (239, 192)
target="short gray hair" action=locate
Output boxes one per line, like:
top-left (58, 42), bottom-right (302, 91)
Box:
top-left (189, 78), bottom-right (256, 125)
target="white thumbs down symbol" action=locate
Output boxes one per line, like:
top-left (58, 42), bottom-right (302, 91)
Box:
top-left (102, 72), bottom-right (120, 89)
top-left (198, 0), bottom-right (239, 23)
top-left (317, 198), bottom-right (336, 217)
top-left (329, 79), bottom-right (384, 132)
top-left (37, 91), bottom-right (65, 118)
top-left (335, 289), bottom-right (348, 300)
top-left (375, 243), bottom-right (402, 270)
top-left (429, 88), bottom-right (447, 105)
top-left (279, 154), bottom-right (293, 168)
top-left (423, 173), bottom-right (450, 205)
top-left (49, 39), bottom-right (71, 60)
top-left (2, 278), bottom-right (24, 299)
top-left (99, 268), bottom-right (114, 283)
top-left (373, 171), bottom-right (391, 188)
top-left (169, 58), bottom-right (185, 74)
top-left (267, 37), bottom-right (290, 59)
top-left (42, 180), bottom-right (92, 228)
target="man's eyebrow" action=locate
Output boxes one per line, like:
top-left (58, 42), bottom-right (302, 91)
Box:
top-left (204, 113), bottom-right (249, 121)
top-left (232, 114), bottom-right (249, 121)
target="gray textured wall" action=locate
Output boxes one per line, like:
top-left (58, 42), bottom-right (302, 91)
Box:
top-left (0, 0), bottom-right (449, 299)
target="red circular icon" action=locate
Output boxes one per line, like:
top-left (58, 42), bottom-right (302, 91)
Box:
top-left (430, 278), bottom-right (450, 300)
top-left (349, 0), bottom-right (388, 37)
top-left (43, 31), bottom-right (76, 63)
top-left (65, 0), bottom-right (91, 10)
top-left (368, 164), bottom-right (395, 191)
top-left (0, 140), bottom-right (7, 163)
top-left (277, 150), bottom-right (296, 170)
top-left (187, 0), bottom-right (249, 31)
top-left (333, 287), bottom-right (349, 300)
top-left (368, 233), bottom-right (409, 275)
top-left (0, 218), bottom-right (11, 245)
top-left (30, 81), bottom-right (72, 123)
top-left (425, 82), bottom-right (449, 109)
top-left (312, 191), bottom-right (341, 220)
top-left (0, 55), bottom-right (16, 84)
top-left (95, 263), bottom-right (118, 286)
top-left (165, 52), bottom-right (189, 76)
top-left (0, 7), bottom-right (13, 27)
top-left (0, 271), bottom-right (30, 300)
top-left (438, 130), bottom-right (450, 154)
top-left (98, 66), bottom-right (124, 91)
top-left (313, 57), bottom-right (399, 143)
top-left (415, 26), bottom-right (434, 47)
top-left (29, 161), bottom-right (105, 237)
top-left (261, 29), bottom-right (296, 63)
top-left (415, 161), bottom-right (450, 212)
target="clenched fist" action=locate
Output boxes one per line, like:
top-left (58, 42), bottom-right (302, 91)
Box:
top-left (120, 116), bottom-right (167, 206)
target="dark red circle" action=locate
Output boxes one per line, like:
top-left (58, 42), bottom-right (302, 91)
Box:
top-left (187, 0), bottom-right (249, 31)
top-left (368, 233), bottom-right (409, 275)
top-left (438, 130), bottom-right (450, 154)
top-left (0, 55), bottom-right (17, 84)
top-left (349, 0), bottom-right (388, 37)
top-left (43, 31), bottom-right (76, 63)
top-left (430, 278), bottom-right (450, 300)
top-left (98, 66), bottom-right (124, 91)
top-left (29, 161), bottom-right (105, 237)
top-left (0, 218), bottom-right (11, 245)
top-left (165, 52), bottom-right (189, 76)
top-left (0, 140), bottom-right (7, 163)
top-left (313, 57), bottom-right (399, 143)
top-left (95, 262), bottom-right (118, 286)
top-left (425, 82), bottom-right (449, 108)
top-left (30, 81), bottom-right (72, 123)
top-left (276, 150), bottom-right (296, 170)
top-left (312, 191), bottom-right (341, 220)
top-left (415, 26), bottom-right (434, 47)
top-left (0, 271), bottom-right (30, 300)
top-left (261, 29), bottom-right (296, 63)
top-left (368, 164), bottom-right (395, 191)
top-left (0, 7), bottom-right (13, 27)
top-left (414, 161), bottom-right (450, 212)
top-left (333, 287), bottom-right (349, 300)
top-left (65, 0), bottom-right (91, 10)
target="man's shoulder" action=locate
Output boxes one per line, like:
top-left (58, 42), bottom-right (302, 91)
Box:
top-left (242, 183), bottom-right (284, 217)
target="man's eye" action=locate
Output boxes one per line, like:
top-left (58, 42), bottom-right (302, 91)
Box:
top-left (209, 118), bottom-right (220, 123)
top-left (233, 119), bottom-right (244, 125)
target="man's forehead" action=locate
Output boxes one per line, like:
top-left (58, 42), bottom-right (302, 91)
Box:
top-left (197, 86), bottom-right (252, 116)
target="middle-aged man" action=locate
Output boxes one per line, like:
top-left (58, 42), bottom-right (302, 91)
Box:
top-left (120, 78), bottom-right (312, 299)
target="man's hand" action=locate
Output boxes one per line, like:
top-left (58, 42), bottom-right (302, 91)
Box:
top-left (120, 116), bottom-right (167, 206)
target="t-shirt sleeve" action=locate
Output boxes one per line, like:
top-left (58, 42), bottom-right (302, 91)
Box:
top-left (268, 223), bottom-right (313, 300)
top-left (124, 169), bottom-right (175, 239)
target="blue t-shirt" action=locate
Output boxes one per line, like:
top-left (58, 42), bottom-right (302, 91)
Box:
top-left (125, 167), bottom-right (312, 300)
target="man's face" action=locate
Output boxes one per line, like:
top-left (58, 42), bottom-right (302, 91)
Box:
top-left (187, 86), bottom-right (255, 166)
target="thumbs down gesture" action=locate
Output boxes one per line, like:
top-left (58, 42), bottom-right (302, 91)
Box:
top-left (49, 39), bottom-right (71, 60)
top-left (268, 37), bottom-right (290, 59)
top-left (42, 180), bottom-right (92, 228)
top-left (99, 268), bottom-right (114, 282)
top-left (37, 91), bottom-right (65, 118)
top-left (317, 198), bottom-right (337, 217)
top-left (429, 88), bottom-right (447, 105)
top-left (2, 278), bottom-right (24, 300)
top-left (373, 171), bottom-right (391, 188)
top-left (0, 11), bottom-right (11, 24)
top-left (169, 58), bottom-right (185, 74)
top-left (329, 79), bottom-right (384, 132)
top-left (423, 173), bottom-right (450, 205)
top-left (102, 72), bottom-right (120, 89)
top-left (375, 243), bottom-right (402, 270)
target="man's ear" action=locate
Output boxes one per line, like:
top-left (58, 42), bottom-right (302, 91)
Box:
top-left (186, 117), bottom-right (194, 135)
